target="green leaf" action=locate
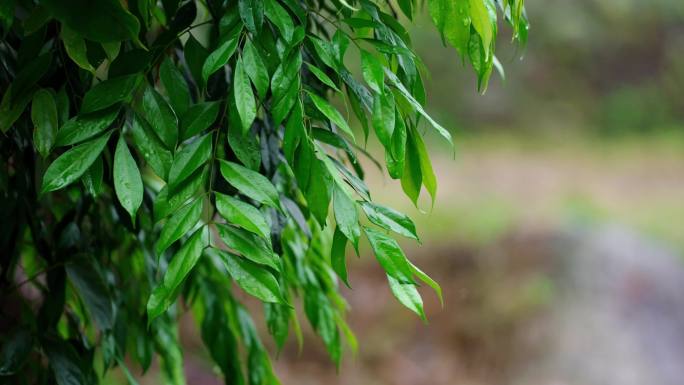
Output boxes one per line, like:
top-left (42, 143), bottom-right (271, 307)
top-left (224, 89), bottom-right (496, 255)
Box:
top-left (410, 261), bottom-right (443, 306)
top-left (155, 198), bottom-right (203, 256)
top-left (333, 185), bottom-right (360, 251)
top-left (217, 249), bottom-right (284, 303)
top-left (41, 131), bottom-right (112, 193)
top-left (43, 339), bottom-right (87, 385)
top-left (102, 41), bottom-right (120, 61)
top-left (55, 106), bottom-right (119, 147)
top-left (60, 25), bottom-right (95, 72)
top-left (168, 133), bottom-right (212, 190)
top-left (216, 224), bottom-right (279, 271)
top-left (216, 193), bottom-right (271, 241)
top-left (227, 114), bottom-right (261, 170)
top-left (42, 0), bottom-right (140, 43)
top-left (0, 329), bottom-right (32, 376)
top-left (31, 89), bottom-right (58, 157)
top-left (387, 275), bottom-right (426, 320)
top-left (184, 34), bottom-right (209, 87)
top-left (238, 0), bottom-right (264, 34)
top-left (360, 202), bottom-right (418, 241)
top-left (364, 227), bottom-right (415, 284)
top-left (202, 35), bottom-right (239, 84)
top-left (234, 58), bottom-right (257, 134)
top-left (242, 41), bottom-right (270, 100)
top-left (82, 156), bottom-right (104, 197)
top-left (469, 0), bottom-right (495, 56)
top-left (360, 50), bottom-right (384, 94)
top-left (148, 227), bottom-right (206, 321)
top-left (331, 226), bottom-right (350, 288)
top-left (219, 160), bottom-right (279, 208)
top-left (129, 113), bottom-right (173, 179)
top-left (306, 156), bottom-right (333, 226)
top-left (154, 167), bottom-right (207, 221)
top-left (385, 69), bottom-right (453, 146)
top-left (180, 101), bottom-right (220, 140)
top-left (306, 63), bottom-right (340, 92)
top-left (113, 135), bottom-right (143, 222)
top-left (429, 0), bottom-right (471, 56)
top-left (372, 91), bottom-right (395, 150)
top-left (81, 74), bottom-right (142, 114)
top-left (142, 87), bottom-right (178, 149)
top-left (66, 259), bottom-right (116, 331)
top-left (401, 130), bottom-right (422, 205)
top-left (160, 58), bottom-right (191, 116)
top-left (306, 91), bottom-right (355, 141)
top-left (264, 0), bottom-right (294, 42)
top-left (411, 127), bottom-right (437, 205)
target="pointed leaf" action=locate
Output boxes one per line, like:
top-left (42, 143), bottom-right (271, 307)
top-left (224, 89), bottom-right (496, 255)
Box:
top-left (364, 227), bottom-right (415, 284)
top-left (142, 87), bottom-right (178, 149)
top-left (66, 259), bottom-right (115, 331)
top-left (219, 160), bottom-right (279, 208)
top-left (154, 167), bottom-right (207, 222)
top-left (331, 227), bottom-right (350, 288)
top-left (242, 41), bottom-right (270, 99)
top-left (60, 25), bottom-right (95, 72)
top-left (113, 135), bottom-right (143, 221)
top-left (234, 57), bottom-right (256, 133)
top-left (333, 185), bottom-right (360, 250)
top-left (306, 63), bottom-right (340, 92)
top-left (202, 35), bottom-right (239, 84)
top-left (306, 91), bottom-right (355, 141)
top-left (216, 193), bottom-right (271, 241)
top-left (180, 101), bottom-right (220, 140)
top-left (159, 58), bottom-right (191, 116)
top-left (41, 131), bottom-right (112, 193)
top-left (129, 113), bottom-right (173, 179)
top-left (168, 133), bottom-right (212, 189)
top-left (410, 261), bottom-right (443, 306)
top-left (81, 74), bottom-right (141, 114)
top-left (387, 275), bottom-right (426, 320)
top-left (216, 224), bottom-right (279, 271)
top-left (155, 198), bottom-right (203, 256)
top-left (360, 202), bottom-right (418, 240)
top-left (360, 50), bottom-right (384, 93)
top-left (238, 0), bottom-right (264, 34)
top-left (217, 249), bottom-right (284, 303)
top-left (31, 89), bottom-right (58, 157)
top-left (55, 106), bottom-right (119, 147)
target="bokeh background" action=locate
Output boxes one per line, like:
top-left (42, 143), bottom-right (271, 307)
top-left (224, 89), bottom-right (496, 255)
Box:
top-left (123, 1), bottom-right (684, 384)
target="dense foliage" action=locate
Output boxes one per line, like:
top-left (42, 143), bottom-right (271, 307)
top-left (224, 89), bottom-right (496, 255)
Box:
top-left (0, 0), bottom-right (527, 384)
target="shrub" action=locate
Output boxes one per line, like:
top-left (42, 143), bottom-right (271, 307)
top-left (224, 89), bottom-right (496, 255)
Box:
top-left (0, 1), bottom-right (527, 384)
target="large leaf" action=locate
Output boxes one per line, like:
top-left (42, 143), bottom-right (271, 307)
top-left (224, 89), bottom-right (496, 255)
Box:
top-left (168, 133), bottom-right (212, 190)
top-left (42, 0), bottom-right (140, 43)
top-left (113, 135), bottom-right (143, 222)
top-left (60, 24), bottom-right (95, 72)
top-left (306, 91), bottom-right (355, 141)
top-left (154, 167), bottom-right (207, 222)
top-left (141, 87), bottom-right (178, 150)
top-left (360, 202), bottom-right (418, 241)
top-left (66, 259), bottom-right (116, 331)
top-left (31, 89), bottom-right (58, 157)
top-left (216, 193), bottom-right (271, 241)
top-left (429, 0), bottom-right (471, 56)
top-left (155, 198), bottom-right (203, 256)
top-left (129, 113), bottom-right (173, 179)
top-left (180, 101), bottom-right (220, 140)
top-left (80, 74), bottom-right (141, 114)
top-left (159, 58), bottom-right (191, 116)
top-left (331, 227), bottom-right (350, 287)
top-left (387, 275), bottom-right (426, 320)
top-left (306, 156), bottom-right (333, 226)
top-left (202, 35), bottom-right (239, 84)
top-left (238, 0), bottom-right (264, 34)
top-left (219, 160), bottom-right (279, 208)
top-left (217, 249), bottom-right (284, 303)
top-left (264, 0), bottom-right (294, 42)
top-left (55, 106), bottom-right (119, 147)
top-left (360, 50), bottom-right (384, 94)
top-left (148, 227), bottom-right (206, 321)
top-left (41, 131), bottom-right (112, 193)
top-left (233, 58), bottom-right (256, 134)
top-left (364, 227), bottom-right (415, 284)
top-left (241, 41), bottom-right (270, 100)
top-left (216, 224), bottom-right (279, 271)
top-left (333, 185), bottom-right (360, 250)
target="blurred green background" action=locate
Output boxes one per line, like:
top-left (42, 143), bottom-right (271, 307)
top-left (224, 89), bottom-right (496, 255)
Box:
top-left (118, 1), bottom-right (684, 384)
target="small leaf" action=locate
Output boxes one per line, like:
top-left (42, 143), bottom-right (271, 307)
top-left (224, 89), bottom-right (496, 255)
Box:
top-left (155, 198), bottom-right (203, 256)
top-left (31, 89), bottom-right (58, 157)
top-left (0, 329), bottom-right (32, 376)
top-left (306, 91), bottom-right (355, 141)
top-left (360, 50), bottom-right (384, 94)
top-left (333, 185), bottom-right (360, 250)
top-left (55, 106), bottom-right (119, 147)
top-left (305, 156), bottom-right (333, 226)
top-left (80, 74), bottom-right (141, 114)
top-left (364, 227), bottom-right (415, 284)
top-left (387, 275), bottom-right (426, 320)
top-left (129, 113), bottom-right (173, 179)
top-left (411, 127), bottom-right (437, 206)
top-left (360, 202), bottom-right (418, 241)
top-left (159, 58), bottom-right (191, 116)
top-left (331, 227), bottom-right (350, 288)
top-left (142, 87), bottom-right (178, 149)
top-left (202, 35), bottom-right (239, 84)
top-left (217, 249), bottom-right (284, 303)
top-left (180, 101), bottom-right (220, 140)
top-left (410, 261), bottom-right (443, 306)
top-left (168, 133), bottom-right (212, 190)
top-left (233, 57), bottom-right (256, 133)
top-left (41, 131), bottom-right (112, 193)
top-left (148, 227), bottom-right (206, 321)
top-left (219, 160), bottom-right (279, 208)
top-left (82, 156), bottom-right (104, 197)
top-left (216, 224), bottom-right (279, 271)
top-left (216, 193), bottom-right (271, 241)
top-left (227, 110), bottom-right (261, 170)
top-left (113, 135), bottom-right (143, 222)
top-left (242, 41), bottom-right (270, 99)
